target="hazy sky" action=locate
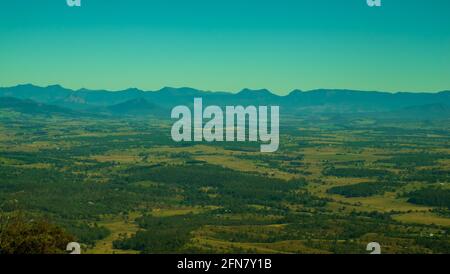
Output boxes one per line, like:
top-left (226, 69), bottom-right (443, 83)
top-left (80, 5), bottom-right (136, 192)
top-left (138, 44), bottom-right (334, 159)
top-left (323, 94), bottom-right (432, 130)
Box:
top-left (0, 0), bottom-right (449, 94)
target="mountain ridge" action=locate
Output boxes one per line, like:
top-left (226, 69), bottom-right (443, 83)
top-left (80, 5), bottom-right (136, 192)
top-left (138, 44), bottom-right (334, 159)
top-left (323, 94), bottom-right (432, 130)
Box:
top-left (1, 84), bottom-right (449, 119)
top-left (2, 83), bottom-right (448, 96)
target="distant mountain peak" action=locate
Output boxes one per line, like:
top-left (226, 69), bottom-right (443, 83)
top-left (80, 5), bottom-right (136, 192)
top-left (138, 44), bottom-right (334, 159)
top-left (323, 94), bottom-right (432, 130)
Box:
top-left (239, 88), bottom-right (273, 95)
top-left (288, 89), bottom-right (303, 96)
top-left (46, 84), bottom-right (63, 88)
top-left (16, 83), bottom-right (39, 88)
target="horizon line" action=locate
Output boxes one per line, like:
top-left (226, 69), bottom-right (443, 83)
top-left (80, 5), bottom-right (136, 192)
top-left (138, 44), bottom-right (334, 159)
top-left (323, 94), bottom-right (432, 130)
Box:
top-left (1, 83), bottom-right (449, 96)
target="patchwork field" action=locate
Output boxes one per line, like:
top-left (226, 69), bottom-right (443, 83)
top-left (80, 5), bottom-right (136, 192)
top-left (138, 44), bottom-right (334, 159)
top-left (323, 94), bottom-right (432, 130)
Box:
top-left (1, 112), bottom-right (449, 254)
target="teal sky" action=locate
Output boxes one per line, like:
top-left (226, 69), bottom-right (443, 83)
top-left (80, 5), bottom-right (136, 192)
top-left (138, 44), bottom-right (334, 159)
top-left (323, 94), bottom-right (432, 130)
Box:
top-left (0, 0), bottom-right (449, 95)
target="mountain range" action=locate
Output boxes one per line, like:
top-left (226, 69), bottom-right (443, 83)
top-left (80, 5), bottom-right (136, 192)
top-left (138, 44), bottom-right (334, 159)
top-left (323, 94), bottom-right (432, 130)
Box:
top-left (0, 84), bottom-right (449, 120)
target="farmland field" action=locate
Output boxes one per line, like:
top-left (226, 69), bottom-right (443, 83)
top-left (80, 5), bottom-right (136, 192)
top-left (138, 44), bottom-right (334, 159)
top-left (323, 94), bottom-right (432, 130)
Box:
top-left (1, 110), bottom-right (449, 254)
